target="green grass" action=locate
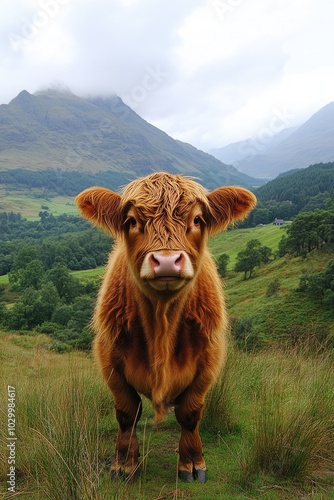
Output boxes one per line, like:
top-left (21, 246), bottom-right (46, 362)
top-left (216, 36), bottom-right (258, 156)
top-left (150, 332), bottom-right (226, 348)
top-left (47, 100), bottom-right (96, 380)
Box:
top-left (68, 245), bottom-right (334, 345)
top-left (0, 186), bottom-right (77, 219)
top-left (71, 267), bottom-right (105, 284)
top-left (1, 332), bottom-right (334, 499)
top-left (0, 274), bottom-right (8, 285)
top-left (224, 248), bottom-right (334, 346)
top-left (209, 224), bottom-right (287, 268)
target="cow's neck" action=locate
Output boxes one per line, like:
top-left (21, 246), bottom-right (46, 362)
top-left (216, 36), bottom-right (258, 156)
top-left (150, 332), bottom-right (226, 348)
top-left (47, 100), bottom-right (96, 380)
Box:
top-left (138, 292), bottom-right (188, 421)
top-left (139, 293), bottom-right (186, 338)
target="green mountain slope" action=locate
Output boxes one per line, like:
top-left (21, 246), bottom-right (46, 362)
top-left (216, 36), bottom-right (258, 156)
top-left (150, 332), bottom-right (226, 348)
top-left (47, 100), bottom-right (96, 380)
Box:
top-left (0, 89), bottom-right (260, 190)
top-left (256, 162), bottom-right (334, 208)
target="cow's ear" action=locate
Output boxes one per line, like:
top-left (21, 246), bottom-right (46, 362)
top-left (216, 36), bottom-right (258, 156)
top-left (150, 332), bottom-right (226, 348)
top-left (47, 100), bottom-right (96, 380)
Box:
top-left (206, 186), bottom-right (256, 235)
top-left (75, 187), bottom-right (122, 236)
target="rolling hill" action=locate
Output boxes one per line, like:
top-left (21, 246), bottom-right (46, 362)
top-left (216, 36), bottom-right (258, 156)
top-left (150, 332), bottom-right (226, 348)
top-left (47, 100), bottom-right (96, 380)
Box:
top-left (0, 89), bottom-right (260, 191)
top-left (209, 102), bottom-right (334, 179)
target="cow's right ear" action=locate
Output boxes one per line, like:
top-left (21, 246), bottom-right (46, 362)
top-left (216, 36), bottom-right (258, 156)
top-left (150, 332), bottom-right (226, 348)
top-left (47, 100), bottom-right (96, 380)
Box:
top-left (75, 187), bottom-right (122, 236)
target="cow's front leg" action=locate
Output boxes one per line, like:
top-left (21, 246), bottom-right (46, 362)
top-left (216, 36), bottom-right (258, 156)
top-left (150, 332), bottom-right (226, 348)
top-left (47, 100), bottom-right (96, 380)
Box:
top-left (174, 392), bottom-right (207, 483)
top-left (113, 385), bottom-right (142, 480)
top-left (95, 339), bottom-right (142, 479)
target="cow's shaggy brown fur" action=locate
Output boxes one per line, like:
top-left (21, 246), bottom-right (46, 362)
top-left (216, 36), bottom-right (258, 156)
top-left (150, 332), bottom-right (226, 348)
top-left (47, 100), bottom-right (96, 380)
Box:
top-left (76, 172), bottom-right (256, 482)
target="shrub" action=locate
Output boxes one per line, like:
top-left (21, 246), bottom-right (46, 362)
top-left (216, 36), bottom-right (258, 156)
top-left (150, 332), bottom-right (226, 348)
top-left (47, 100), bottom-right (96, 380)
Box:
top-left (231, 317), bottom-right (263, 352)
top-left (216, 253), bottom-right (230, 277)
top-left (266, 278), bottom-right (281, 297)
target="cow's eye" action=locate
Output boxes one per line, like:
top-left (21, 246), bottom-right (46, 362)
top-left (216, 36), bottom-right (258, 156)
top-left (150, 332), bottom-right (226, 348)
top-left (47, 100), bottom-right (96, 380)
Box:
top-left (193, 216), bottom-right (201, 226)
top-left (129, 217), bottom-right (137, 228)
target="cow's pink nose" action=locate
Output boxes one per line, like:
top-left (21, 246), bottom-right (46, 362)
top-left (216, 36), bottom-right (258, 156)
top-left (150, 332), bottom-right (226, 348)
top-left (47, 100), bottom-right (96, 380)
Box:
top-left (151, 253), bottom-right (183, 277)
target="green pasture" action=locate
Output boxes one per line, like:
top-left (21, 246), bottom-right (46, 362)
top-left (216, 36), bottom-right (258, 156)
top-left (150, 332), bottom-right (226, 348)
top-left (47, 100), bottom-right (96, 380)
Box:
top-left (0, 187), bottom-right (77, 219)
top-left (209, 224), bottom-right (287, 268)
top-left (1, 331), bottom-right (333, 499)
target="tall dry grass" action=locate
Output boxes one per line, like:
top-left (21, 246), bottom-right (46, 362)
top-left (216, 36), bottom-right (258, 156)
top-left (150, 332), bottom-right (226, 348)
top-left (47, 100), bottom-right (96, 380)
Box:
top-left (10, 369), bottom-right (113, 499)
top-left (1, 333), bottom-right (334, 498)
top-left (240, 349), bottom-right (334, 484)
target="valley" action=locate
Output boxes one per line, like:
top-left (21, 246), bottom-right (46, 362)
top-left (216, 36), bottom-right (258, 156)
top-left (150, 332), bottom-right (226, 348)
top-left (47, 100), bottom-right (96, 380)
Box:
top-left (0, 89), bottom-right (333, 498)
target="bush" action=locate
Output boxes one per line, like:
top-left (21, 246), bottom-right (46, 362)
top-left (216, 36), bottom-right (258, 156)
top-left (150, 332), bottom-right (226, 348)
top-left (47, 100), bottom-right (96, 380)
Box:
top-left (216, 253), bottom-right (230, 277)
top-left (48, 340), bottom-right (72, 353)
top-left (266, 278), bottom-right (281, 297)
top-left (231, 317), bottom-right (263, 352)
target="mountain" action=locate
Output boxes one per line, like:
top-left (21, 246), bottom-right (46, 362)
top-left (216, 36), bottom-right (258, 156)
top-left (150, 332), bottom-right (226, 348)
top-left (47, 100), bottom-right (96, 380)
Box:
top-left (209, 127), bottom-right (296, 165)
top-left (0, 89), bottom-right (261, 191)
top-left (209, 103), bottom-right (334, 179)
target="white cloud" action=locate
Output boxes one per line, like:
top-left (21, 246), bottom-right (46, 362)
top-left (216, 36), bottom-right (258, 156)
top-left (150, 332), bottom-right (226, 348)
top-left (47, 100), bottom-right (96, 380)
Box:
top-left (0, 0), bottom-right (333, 149)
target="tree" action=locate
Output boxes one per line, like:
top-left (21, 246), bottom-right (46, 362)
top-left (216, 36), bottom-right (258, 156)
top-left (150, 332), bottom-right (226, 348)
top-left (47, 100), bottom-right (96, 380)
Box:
top-left (216, 253), bottom-right (230, 277)
top-left (4, 283), bottom-right (60, 330)
top-left (259, 245), bottom-right (273, 264)
top-left (5, 288), bottom-right (41, 330)
top-left (297, 259), bottom-right (334, 312)
top-left (46, 263), bottom-right (80, 304)
top-left (282, 209), bottom-right (334, 257)
top-left (11, 246), bottom-right (39, 271)
top-left (9, 258), bottom-right (45, 290)
top-left (38, 282), bottom-right (60, 321)
top-left (18, 259), bottom-right (45, 289)
top-left (234, 239), bottom-right (263, 279)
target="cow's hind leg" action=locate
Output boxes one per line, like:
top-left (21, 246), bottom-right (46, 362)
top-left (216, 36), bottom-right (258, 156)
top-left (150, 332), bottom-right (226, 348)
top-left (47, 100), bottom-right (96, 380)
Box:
top-left (174, 393), bottom-right (207, 483)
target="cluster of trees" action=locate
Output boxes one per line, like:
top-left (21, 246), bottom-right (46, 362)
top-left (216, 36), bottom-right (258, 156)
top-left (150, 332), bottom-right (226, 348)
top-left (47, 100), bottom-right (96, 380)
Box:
top-left (297, 260), bottom-right (334, 308)
top-left (234, 239), bottom-right (273, 279)
top-left (242, 163), bottom-right (334, 227)
top-left (0, 213), bottom-right (112, 276)
top-left (278, 209), bottom-right (334, 258)
top-left (0, 212), bottom-right (114, 350)
top-left (0, 169), bottom-right (128, 197)
top-left (257, 163), bottom-right (334, 207)
top-left (0, 254), bottom-right (97, 350)
top-left (0, 211), bottom-right (90, 241)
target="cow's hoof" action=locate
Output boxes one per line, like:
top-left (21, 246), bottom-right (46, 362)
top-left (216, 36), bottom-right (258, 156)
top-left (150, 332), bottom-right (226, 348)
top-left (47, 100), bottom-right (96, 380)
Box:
top-left (111, 469), bottom-right (123, 482)
top-left (195, 468), bottom-right (207, 483)
top-left (178, 469), bottom-right (194, 482)
top-left (178, 467), bottom-right (207, 483)
top-left (111, 466), bottom-right (138, 482)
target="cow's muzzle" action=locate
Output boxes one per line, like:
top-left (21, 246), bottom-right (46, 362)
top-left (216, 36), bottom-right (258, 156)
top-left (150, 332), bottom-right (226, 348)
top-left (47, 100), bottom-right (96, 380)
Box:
top-left (140, 251), bottom-right (194, 291)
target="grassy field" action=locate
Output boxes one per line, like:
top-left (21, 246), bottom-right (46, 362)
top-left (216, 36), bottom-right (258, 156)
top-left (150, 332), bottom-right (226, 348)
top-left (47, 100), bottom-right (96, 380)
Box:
top-left (0, 186), bottom-right (77, 219)
top-left (1, 331), bottom-right (333, 499)
top-left (70, 224), bottom-right (287, 284)
top-left (209, 224), bottom-right (287, 268)
top-left (1, 208), bottom-right (334, 497)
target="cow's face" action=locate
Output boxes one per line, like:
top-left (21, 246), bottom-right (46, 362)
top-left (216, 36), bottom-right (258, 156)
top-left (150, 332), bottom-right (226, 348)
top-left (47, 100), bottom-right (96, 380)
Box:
top-left (76, 173), bottom-right (256, 297)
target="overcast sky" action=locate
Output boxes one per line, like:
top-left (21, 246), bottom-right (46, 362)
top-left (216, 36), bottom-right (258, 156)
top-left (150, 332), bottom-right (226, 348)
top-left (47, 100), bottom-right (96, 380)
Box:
top-left (1, 0), bottom-right (334, 151)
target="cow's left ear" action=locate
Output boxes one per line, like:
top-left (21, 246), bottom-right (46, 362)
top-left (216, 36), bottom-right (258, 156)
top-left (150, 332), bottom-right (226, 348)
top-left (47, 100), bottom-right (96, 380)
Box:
top-left (206, 186), bottom-right (257, 235)
top-left (75, 187), bottom-right (123, 236)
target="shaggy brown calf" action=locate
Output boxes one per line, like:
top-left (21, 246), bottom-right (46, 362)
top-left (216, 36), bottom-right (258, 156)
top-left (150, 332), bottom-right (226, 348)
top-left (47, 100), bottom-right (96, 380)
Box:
top-left (76, 172), bottom-right (256, 482)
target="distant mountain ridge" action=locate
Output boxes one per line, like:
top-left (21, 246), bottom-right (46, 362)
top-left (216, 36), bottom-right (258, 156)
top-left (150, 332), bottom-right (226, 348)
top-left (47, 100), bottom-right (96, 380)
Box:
top-left (209, 102), bottom-right (334, 179)
top-left (0, 89), bottom-right (260, 190)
